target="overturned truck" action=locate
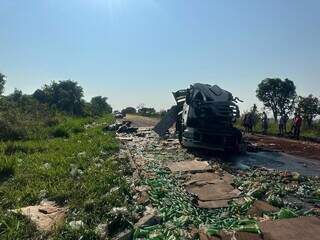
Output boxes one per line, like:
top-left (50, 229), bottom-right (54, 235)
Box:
top-left (154, 83), bottom-right (244, 152)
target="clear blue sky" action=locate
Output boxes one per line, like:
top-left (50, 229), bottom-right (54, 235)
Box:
top-left (1, 0), bottom-right (319, 112)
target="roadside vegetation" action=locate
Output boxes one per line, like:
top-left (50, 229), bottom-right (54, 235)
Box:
top-left (0, 74), bottom-right (133, 239)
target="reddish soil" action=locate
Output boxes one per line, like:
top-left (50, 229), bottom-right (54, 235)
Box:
top-left (246, 134), bottom-right (320, 161)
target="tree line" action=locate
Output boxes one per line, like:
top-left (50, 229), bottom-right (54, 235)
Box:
top-left (0, 73), bottom-right (112, 116)
top-left (1, 73), bottom-right (318, 128)
top-left (0, 73), bottom-right (113, 140)
top-left (256, 78), bottom-right (319, 128)
top-left (120, 104), bottom-right (156, 116)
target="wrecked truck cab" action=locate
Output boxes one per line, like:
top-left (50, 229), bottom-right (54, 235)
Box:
top-left (177, 84), bottom-right (242, 152)
top-left (155, 83), bottom-right (244, 153)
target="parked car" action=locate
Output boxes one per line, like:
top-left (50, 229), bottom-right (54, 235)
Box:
top-left (113, 111), bottom-right (125, 119)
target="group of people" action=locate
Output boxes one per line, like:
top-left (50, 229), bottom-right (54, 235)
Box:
top-left (291, 113), bottom-right (303, 139)
top-left (243, 112), bottom-right (254, 133)
top-left (243, 111), bottom-right (303, 139)
top-left (277, 113), bottom-right (302, 139)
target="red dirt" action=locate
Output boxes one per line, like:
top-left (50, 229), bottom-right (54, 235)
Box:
top-left (246, 134), bottom-right (320, 161)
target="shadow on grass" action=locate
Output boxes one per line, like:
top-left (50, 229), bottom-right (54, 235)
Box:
top-left (0, 166), bottom-right (14, 183)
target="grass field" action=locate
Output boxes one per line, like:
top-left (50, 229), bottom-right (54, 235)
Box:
top-left (0, 115), bottom-right (133, 239)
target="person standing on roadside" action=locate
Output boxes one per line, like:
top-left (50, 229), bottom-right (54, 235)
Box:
top-left (248, 112), bottom-right (254, 133)
top-left (262, 112), bottom-right (268, 134)
top-left (279, 114), bottom-right (285, 136)
top-left (243, 113), bottom-right (249, 133)
top-left (243, 113), bottom-right (254, 134)
top-left (290, 113), bottom-right (297, 135)
top-left (283, 113), bottom-right (289, 133)
top-left (294, 114), bottom-right (302, 139)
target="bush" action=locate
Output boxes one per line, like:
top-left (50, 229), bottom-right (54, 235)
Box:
top-left (45, 118), bottom-right (60, 127)
top-left (5, 144), bottom-right (30, 155)
top-left (0, 99), bottom-right (58, 141)
top-left (138, 107), bottom-right (156, 116)
top-left (121, 107), bottom-right (137, 115)
top-left (51, 127), bottom-right (70, 138)
top-left (0, 119), bottom-right (27, 141)
top-left (0, 159), bottom-right (15, 181)
top-left (4, 143), bottom-right (47, 155)
top-left (71, 126), bottom-right (84, 134)
top-left (33, 80), bottom-right (85, 115)
top-left (90, 96), bottom-right (112, 116)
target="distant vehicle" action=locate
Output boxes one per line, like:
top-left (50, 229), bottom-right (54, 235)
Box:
top-left (113, 111), bottom-right (125, 119)
top-left (154, 83), bottom-right (244, 153)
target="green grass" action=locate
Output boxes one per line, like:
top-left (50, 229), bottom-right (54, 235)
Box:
top-left (0, 115), bottom-right (133, 239)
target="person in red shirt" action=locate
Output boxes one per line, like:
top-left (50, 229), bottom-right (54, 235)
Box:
top-left (293, 114), bottom-right (302, 139)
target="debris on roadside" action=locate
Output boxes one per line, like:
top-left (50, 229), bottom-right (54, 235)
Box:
top-left (134, 185), bottom-right (150, 204)
top-left (167, 160), bottom-right (212, 173)
top-left (117, 124), bottom-right (320, 239)
top-left (104, 123), bottom-right (122, 131)
top-left (247, 200), bottom-right (279, 217)
top-left (184, 172), bottom-right (241, 209)
top-left (111, 207), bottom-right (129, 216)
top-left (116, 136), bottom-right (134, 141)
top-left (11, 200), bottom-right (67, 232)
top-left (112, 229), bottom-right (133, 240)
top-left (69, 220), bottom-right (84, 230)
top-left (233, 168), bottom-right (320, 212)
top-left (134, 207), bottom-right (161, 228)
top-left (259, 216), bottom-right (320, 240)
top-left (104, 121), bottom-right (138, 134)
top-left (95, 223), bottom-right (109, 239)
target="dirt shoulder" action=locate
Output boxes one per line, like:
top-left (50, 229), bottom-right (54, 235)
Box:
top-left (246, 133), bottom-right (320, 161)
top-left (124, 114), bottom-right (160, 127)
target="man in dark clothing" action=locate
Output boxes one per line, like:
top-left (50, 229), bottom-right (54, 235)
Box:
top-left (243, 113), bottom-right (249, 133)
top-left (293, 114), bottom-right (302, 139)
top-left (283, 114), bottom-right (289, 133)
top-left (248, 113), bottom-right (254, 133)
top-left (279, 114), bottom-right (285, 136)
top-left (262, 112), bottom-right (268, 134)
top-left (243, 113), bottom-right (254, 133)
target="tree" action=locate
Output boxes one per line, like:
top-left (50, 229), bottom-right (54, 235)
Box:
top-left (297, 94), bottom-right (320, 128)
top-left (256, 78), bottom-right (296, 120)
top-left (137, 103), bottom-right (145, 111)
top-left (33, 89), bottom-right (48, 103)
top-left (121, 107), bottom-right (136, 115)
top-left (0, 73), bottom-right (6, 95)
top-left (8, 88), bottom-right (23, 103)
top-left (33, 80), bottom-right (84, 115)
top-left (90, 96), bottom-right (112, 116)
top-left (138, 107), bottom-right (156, 116)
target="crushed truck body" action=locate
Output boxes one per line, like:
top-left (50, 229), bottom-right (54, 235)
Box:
top-left (154, 83), bottom-right (243, 152)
